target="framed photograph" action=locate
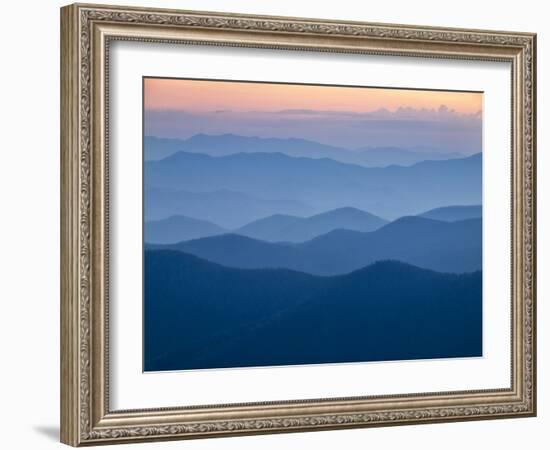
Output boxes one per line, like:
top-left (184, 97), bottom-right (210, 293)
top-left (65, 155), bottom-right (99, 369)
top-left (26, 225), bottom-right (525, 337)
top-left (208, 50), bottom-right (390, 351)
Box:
top-left (60, 3), bottom-right (537, 446)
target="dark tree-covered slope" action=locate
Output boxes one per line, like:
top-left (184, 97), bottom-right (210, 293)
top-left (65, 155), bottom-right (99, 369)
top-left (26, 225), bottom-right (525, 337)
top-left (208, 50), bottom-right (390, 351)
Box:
top-left (144, 250), bottom-right (482, 371)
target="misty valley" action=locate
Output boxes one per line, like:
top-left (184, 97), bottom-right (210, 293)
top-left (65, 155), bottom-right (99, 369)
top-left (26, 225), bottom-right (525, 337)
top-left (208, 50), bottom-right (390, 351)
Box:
top-left (143, 133), bottom-right (483, 372)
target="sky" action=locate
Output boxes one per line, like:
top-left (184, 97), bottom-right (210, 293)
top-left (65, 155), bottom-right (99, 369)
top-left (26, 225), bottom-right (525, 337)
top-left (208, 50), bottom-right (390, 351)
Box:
top-left (144, 77), bottom-right (483, 153)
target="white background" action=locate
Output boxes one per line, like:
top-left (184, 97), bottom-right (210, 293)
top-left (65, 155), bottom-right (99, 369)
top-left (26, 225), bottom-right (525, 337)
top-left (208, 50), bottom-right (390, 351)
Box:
top-left (111, 42), bottom-right (511, 409)
top-left (0, 0), bottom-right (547, 449)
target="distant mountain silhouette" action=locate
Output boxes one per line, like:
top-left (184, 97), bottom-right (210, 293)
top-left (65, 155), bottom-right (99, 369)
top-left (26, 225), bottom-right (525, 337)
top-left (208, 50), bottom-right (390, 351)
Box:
top-left (145, 134), bottom-right (355, 162)
top-left (158, 216), bottom-right (481, 275)
top-left (144, 250), bottom-right (482, 371)
top-left (236, 214), bottom-right (301, 240)
top-left (145, 134), bottom-right (465, 167)
top-left (144, 187), bottom-right (315, 229)
top-left (144, 151), bottom-right (481, 220)
top-left (144, 207), bottom-right (388, 245)
top-left (165, 233), bottom-right (304, 269)
top-left (236, 207), bottom-right (388, 242)
top-left (144, 136), bottom-right (193, 161)
top-left (418, 205), bottom-right (482, 222)
top-left (144, 215), bottom-right (227, 244)
top-left (356, 146), bottom-right (464, 166)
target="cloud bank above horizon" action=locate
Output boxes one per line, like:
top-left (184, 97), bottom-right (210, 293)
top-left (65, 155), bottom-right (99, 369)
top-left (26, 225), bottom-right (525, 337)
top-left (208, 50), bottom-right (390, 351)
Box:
top-left (144, 78), bottom-right (482, 153)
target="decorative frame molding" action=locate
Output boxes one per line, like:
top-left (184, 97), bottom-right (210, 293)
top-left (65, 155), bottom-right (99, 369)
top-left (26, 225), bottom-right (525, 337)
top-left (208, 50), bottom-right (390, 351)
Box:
top-left (60, 3), bottom-right (536, 446)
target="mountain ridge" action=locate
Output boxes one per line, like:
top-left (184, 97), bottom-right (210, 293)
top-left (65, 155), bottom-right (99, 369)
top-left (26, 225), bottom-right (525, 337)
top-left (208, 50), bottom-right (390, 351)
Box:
top-left (144, 249), bottom-right (482, 371)
top-left (144, 215), bottom-right (228, 244)
top-left (155, 216), bottom-right (482, 275)
top-left (144, 187), bottom-right (315, 228)
top-left (235, 206), bottom-right (388, 243)
top-left (144, 134), bottom-right (467, 167)
top-left (418, 204), bottom-right (482, 222)
top-left (145, 150), bottom-right (482, 220)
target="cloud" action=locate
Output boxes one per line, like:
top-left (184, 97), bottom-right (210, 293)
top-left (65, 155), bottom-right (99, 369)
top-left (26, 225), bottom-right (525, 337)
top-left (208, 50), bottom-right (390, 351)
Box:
top-left (144, 105), bottom-right (482, 153)
top-left (249, 106), bottom-right (482, 122)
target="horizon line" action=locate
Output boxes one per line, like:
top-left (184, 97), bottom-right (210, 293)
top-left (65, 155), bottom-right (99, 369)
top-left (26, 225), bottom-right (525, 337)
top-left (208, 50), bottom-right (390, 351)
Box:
top-left (144, 132), bottom-right (478, 155)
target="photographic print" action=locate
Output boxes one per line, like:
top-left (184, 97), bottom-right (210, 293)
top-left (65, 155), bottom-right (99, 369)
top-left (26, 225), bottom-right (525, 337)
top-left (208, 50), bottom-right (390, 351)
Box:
top-left (143, 77), bottom-right (483, 372)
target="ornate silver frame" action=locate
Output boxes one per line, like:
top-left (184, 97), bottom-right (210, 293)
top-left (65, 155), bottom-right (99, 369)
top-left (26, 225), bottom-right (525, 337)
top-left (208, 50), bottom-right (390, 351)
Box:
top-left (60, 3), bottom-right (536, 446)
